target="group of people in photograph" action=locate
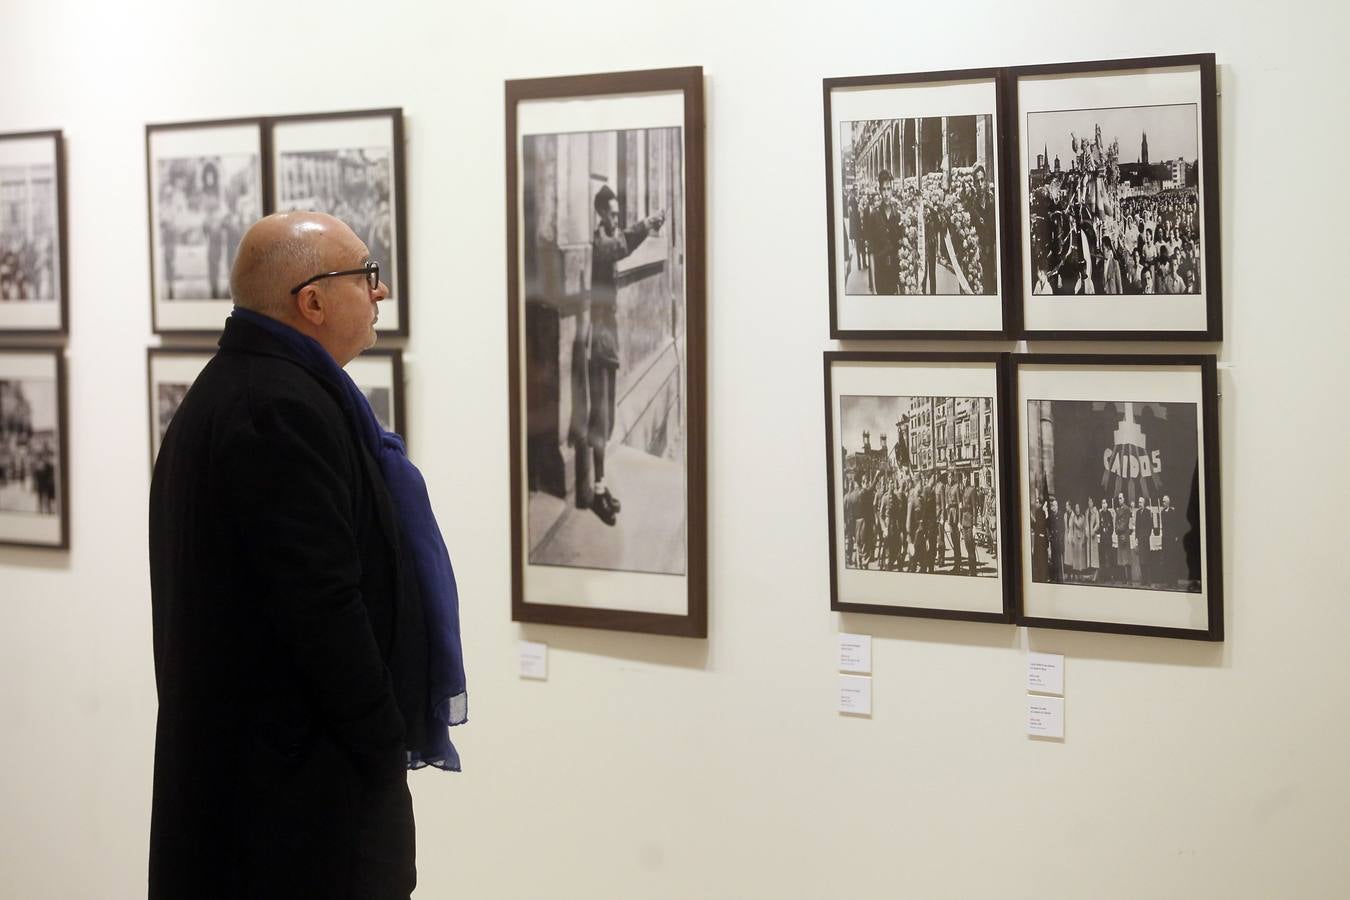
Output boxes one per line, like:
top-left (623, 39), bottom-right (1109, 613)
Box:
top-left (0, 233), bottom-right (56, 301)
top-left (843, 163), bottom-right (996, 296)
top-left (844, 464), bottom-right (995, 577)
top-left (1030, 490), bottom-right (1191, 591)
top-left (1030, 128), bottom-right (1201, 297)
top-left (157, 158), bottom-right (253, 300)
top-left (280, 154), bottom-right (394, 281)
top-left (0, 422), bottom-right (58, 515)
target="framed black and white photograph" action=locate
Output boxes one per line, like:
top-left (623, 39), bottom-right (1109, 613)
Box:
top-left (824, 352), bottom-right (1013, 623)
top-left (0, 346), bottom-right (68, 548)
top-left (345, 347), bottom-right (406, 438)
top-left (824, 69), bottom-right (1011, 338)
top-left (271, 108), bottom-right (408, 336)
top-left (146, 347), bottom-right (212, 467)
top-left (146, 118), bottom-right (266, 335)
top-left (0, 130), bottom-right (67, 335)
top-left (148, 346), bottom-right (405, 469)
top-left (1010, 54), bottom-right (1221, 339)
top-left (1011, 355), bottom-right (1222, 640)
top-left (506, 67), bottom-right (706, 636)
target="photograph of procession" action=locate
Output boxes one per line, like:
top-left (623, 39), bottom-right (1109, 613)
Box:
top-left (838, 393), bottom-right (998, 578)
top-left (0, 375), bottom-right (61, 518)
top-left (1026, 102), bottom-right (1201, 297)
top-left (1025, 397), bottom-right (1201, 594)
top-left (153, 153), bottom-right (260, 301)
top-left (518, 125), bottom-right (687, 577)
top-left (839, 115), bottom-right (998, 297)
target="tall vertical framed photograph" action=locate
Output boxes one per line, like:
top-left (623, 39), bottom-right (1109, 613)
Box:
top-left (824, 352), bottom-right (1013, 623)
top-left (1011, 355), bottom-right (1222, 640)
top-left (1010, 54), bottom-right (1221, 339)
top-left (270, 108), bottom-right (408, 336)
top-left (0, 346), bottom-right (68, 549)
top-left (0, 130), bottom-right (67, 335)
top-left (147, 117), bottom-right (267, 335)
top-left (824, 69), bottom-right (1011, 339)
top-left (506, 67), bottom-right (706, 636)
top-left (148, 346), bottom-right (406, 470)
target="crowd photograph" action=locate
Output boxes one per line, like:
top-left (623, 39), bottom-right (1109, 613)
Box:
top-left (1027, 103), bottom-right (1202, 296)
top-left (0, 162), bottom-right (60, 302)
top-left (278, 148), bottom-right (394, 294)
top-left (0, 377), bottom-right (60, 517)
top-left (1026, 398), bottom-right (1201, 593)
top-left (155, 154), bottom-right (260, 300)
top-left (839, 394), bottom-right (998, 578)
top-left (840, 114), bottom-right (998, 297)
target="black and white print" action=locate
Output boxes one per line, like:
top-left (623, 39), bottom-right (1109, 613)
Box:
top-left (1027, 104), bottom-right (1201, 297)
top-left (0, 376), bottom-right (60, 517)
top-left (841, 115), bottom-right (997, 297)
top-left (1026, 398), bottom-right (1200, 593)
top-left (155, 154), bottom-right (260, 301)
top-left (839, 394), bottom-right (998, 577)
top-left (521, 126), bottom-right (687, 576)
top-left (276, 148), bottom-right (394, 294)
top-left (0, 162), bottom-right (59, 303)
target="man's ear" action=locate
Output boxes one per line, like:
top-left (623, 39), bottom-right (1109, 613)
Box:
top-left (294, 286), bottom-right (324, 327)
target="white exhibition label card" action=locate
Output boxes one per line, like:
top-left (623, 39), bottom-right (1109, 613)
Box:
top-left (1027, 652), bottom-right (1064, 695)
top-left (838, 675), bottom-right (873, 716)
top-left (838, 633), bottom-right (873, 674)
top-left (519, 641), bottom-right (548, 680)
top-left (1026, 695), bottom-right (1064, 739)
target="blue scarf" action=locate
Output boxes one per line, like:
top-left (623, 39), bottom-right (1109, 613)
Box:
top-left (232, 308), bottom-right (466, 771)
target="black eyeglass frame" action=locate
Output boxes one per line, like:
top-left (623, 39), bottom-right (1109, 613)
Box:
top-left (289, 260), bottom-right (380, 295)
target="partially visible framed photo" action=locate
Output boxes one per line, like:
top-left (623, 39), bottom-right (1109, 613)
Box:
top-left (0, 346), bottom-right (68, 548)
top-left (0, 130), bottom-right (67, 335)
top-left (146, 347), bottom-right (212, 468)
top-left (506, 66), bottom-right (706, 637)
top-left (271, 108), bottom-right (408, 336)
top-left (824, 352), bottom-right (1013, 623)
top-left (147, 117), bottom-right (267, 335)
top-left (824, 69), bottom-right (1011, 339)
top-left (148, 346), bottom-right (406, 470)
top-left (1010, 54), bottom-right (1221, 339)
top-left (346, 347), bottom-right (406, 438)
top-left (1011, 354), bottom-right (1222, 640)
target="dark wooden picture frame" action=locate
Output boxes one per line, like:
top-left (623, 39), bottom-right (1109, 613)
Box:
top-left (1006, 54), bottom-right (1221, 340)
top-left (506, 66), bottom-right (706, 637)
top-left (824, 351), bottom-right (1015, 623)
top-left (268, 107), bottom-right (410, 337)
top-left (0, 130), bottom-right (69, 336)
top-left (0, 345), bottom-right (70, 549)
top-left (824, 69), bottom-right (1016, 339)
top-left (146, 116), bottom-right (270, 336)
top-left (1009, 354), bottom-right (1223, 640)
top-left (147, 345), bottom-right (406, 473)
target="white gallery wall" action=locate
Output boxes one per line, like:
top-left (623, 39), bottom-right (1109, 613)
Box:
top-left (2, 0), bottom-right (1349, 896)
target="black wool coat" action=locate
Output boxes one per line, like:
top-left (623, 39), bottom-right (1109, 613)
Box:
top-left (148, 316), bottom-right (427, 899)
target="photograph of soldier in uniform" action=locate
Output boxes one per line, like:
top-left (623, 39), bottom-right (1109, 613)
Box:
top-left (0, 377), bottom-right (60, 517)
top-left (519, 125), bottom-right (687, 576)
top-left (1026, 104), bottom-right (1201, 297)
top-left (1026, 398), bottom-right (1201, 593)
top-left (0, 159), bottom-right (60, 304)
top-left (154, 154), bottom-right (259, 300)
top-left (839, 115), bottom-right (997, 297)
top-left (839, 394), bottom-right (998, 578)
top-left (277, 147), bottom-right (394, 298)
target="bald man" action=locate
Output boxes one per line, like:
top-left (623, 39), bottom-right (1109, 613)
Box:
top-left (149, 213), bottom-right (446, 899)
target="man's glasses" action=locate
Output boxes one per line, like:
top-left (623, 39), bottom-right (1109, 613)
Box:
top-left (289, 260), bottom-right (380, 295)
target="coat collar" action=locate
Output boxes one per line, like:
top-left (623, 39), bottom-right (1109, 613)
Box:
top-left (217, 314), bottom-right (346, 407)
